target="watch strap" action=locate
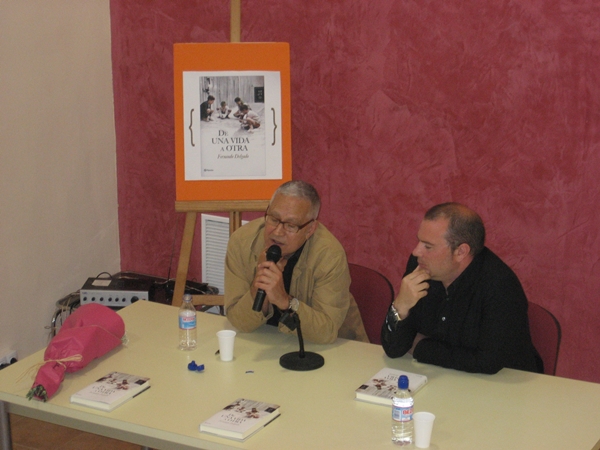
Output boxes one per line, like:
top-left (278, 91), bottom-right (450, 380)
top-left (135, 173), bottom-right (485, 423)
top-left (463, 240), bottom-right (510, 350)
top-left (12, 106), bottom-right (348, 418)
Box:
top-left (386, 303), bottom-right (402, 331)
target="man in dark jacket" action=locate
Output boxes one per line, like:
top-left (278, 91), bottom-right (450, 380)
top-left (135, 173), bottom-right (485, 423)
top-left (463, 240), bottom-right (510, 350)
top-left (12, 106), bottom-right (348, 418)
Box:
top-left (381, 202), bottom-right (542, 374)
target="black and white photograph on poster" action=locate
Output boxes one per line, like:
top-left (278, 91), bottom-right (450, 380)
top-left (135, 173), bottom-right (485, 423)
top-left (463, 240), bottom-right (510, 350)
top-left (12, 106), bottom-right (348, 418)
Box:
top-left (183, 71), bottom-right (283, 180)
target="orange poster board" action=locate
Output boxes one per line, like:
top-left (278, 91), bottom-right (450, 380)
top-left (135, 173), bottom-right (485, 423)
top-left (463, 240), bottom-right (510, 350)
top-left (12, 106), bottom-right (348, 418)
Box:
top-left (174, 43), bottom-right (292, 201)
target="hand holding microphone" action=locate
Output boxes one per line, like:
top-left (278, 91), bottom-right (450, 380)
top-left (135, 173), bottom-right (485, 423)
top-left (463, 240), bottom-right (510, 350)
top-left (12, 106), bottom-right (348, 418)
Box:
top-left (252, 244), bottom-right (282, 312)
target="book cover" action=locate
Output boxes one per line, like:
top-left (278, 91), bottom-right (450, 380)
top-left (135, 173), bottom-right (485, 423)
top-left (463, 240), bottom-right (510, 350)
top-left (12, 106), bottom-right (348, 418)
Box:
top-left (182, 72), bottom-right (279, 181)
top-left (199, 398), bottom-right (281, 441)
top-left (70, 372), bottom-right (151, 412)
top-left (174, 42), bottom-right (292, 202)
top-left (355, 368), bottom-right (427, 406)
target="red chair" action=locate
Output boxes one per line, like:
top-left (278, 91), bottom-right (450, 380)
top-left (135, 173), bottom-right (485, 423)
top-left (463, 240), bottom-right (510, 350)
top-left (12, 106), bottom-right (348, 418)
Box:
top-left (528, 301), bottom-right (561, 375)
top-left (348, 263), bottom-right (395, 345)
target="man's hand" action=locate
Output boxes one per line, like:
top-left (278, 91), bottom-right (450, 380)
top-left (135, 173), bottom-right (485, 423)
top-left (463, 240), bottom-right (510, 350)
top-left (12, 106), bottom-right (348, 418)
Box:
top-left (252, 252), bottom-right (288, 315)
top-left (392, 266), bottom-right (430, 319)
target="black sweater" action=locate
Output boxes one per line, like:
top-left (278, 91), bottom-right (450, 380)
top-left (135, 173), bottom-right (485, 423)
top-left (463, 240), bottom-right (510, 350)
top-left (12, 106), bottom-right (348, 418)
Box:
top-left (381, 248), bottom-right (543, 374)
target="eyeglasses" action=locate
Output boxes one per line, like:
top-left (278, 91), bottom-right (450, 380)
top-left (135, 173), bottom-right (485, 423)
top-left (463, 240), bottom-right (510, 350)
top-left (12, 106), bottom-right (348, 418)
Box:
top-left (264, 212), bottom-right (314, 233)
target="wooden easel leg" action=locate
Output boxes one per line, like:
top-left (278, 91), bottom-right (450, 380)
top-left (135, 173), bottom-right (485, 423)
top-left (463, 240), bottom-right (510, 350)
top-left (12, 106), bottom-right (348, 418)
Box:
top-left (230, 211), bottom-right (242, 234)
top-left (173, 212), bottom-right (197, 307)
top-left (230, 0), bottom-right (241, 43)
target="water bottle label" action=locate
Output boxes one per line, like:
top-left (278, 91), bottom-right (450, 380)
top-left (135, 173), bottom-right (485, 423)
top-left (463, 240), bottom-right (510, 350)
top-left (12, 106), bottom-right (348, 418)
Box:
top-left (179, 315), bottom-right (196, 329)
top-left (392, 405), bottom-right (413, 422)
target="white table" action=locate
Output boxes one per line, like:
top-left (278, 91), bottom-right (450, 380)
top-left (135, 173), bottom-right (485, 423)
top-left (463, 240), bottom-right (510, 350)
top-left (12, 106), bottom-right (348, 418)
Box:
top-left (1, 301), bottom-right (599, 449)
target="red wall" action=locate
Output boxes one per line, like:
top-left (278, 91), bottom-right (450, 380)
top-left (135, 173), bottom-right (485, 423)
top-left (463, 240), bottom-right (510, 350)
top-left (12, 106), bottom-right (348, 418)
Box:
top-left (111, 1), bottom-right (600, 383)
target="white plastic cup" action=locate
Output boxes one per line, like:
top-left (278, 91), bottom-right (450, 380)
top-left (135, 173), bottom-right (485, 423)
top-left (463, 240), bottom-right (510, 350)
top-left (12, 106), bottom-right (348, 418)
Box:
top-left (216, 330), bottom-right (236, 361)
top-left (413, 411), bottom-right (436, 448)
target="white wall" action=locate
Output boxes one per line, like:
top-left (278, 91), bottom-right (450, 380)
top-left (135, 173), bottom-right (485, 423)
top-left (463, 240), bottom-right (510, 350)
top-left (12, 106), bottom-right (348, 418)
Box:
top-left (0, 1), bottom-right (119, 360)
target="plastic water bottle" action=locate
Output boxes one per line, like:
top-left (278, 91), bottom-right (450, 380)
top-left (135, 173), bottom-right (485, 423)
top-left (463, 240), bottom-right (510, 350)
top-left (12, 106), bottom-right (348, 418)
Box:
top-left (178, 294), bottom-right (197, 350)
top-left (391, 375), bottom-right (413, 445)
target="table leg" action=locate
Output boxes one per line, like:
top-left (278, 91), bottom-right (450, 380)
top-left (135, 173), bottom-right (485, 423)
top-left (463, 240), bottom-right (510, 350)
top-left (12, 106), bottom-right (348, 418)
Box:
top-left (0, 401), bottom-right (12, 450)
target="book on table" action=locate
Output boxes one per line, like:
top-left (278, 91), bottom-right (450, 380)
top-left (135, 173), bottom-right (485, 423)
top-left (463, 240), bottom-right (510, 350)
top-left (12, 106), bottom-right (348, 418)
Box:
top-left (199, 398), bottom-right (281, 441)
top-left (355, 367), bottom-right (428, 406)
top-left (70, 371), bottom-right (151, 412)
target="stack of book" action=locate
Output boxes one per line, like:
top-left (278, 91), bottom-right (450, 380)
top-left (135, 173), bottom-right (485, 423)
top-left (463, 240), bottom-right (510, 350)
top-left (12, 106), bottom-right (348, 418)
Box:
top-left (355, 367), bottom-right (428, 405)
top-left (70, 372), bottom-right (150, 412)
top-left (199, 398), bottom-right (281, 441)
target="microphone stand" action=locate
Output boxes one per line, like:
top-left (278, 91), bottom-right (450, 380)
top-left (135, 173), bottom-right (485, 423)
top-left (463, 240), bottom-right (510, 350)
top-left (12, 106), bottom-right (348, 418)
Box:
top-left (279, 312), bottom-right (324, 371)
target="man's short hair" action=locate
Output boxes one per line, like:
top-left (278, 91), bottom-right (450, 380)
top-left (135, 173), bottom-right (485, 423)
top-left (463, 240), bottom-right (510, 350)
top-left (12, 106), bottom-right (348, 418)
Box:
top-left (271, 180), bottom-right (321, 219)
top-left (424, 203), bottom-right (485, 256)
top-left (207, 95), bottom-right (215, 100)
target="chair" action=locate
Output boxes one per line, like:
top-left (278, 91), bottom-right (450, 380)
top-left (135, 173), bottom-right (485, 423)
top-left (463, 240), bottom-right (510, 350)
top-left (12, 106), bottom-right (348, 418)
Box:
top-left (348, 263), bottom-right (395, 345)
top-left (193, 294), bottom-right (225, 315)
top-left (528, 301), bottom-right (561, 375)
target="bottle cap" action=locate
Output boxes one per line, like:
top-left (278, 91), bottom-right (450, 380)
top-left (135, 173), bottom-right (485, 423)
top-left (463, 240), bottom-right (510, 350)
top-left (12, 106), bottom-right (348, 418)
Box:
top-left (398, 375), bottom-right (409, 390)
top-left (183, 294), bottom-right (192, 302)
top-left (187, 360), bottom-right (205, 372)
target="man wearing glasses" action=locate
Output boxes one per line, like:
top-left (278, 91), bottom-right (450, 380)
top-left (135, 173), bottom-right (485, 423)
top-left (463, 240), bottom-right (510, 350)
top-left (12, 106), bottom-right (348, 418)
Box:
top-left (224, 180), bottom-right (368, 344)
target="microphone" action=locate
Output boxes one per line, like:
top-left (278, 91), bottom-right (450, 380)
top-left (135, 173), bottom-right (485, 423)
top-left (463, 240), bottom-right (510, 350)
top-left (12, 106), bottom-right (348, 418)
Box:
top-left (252, 244), bottom-right (282, 312)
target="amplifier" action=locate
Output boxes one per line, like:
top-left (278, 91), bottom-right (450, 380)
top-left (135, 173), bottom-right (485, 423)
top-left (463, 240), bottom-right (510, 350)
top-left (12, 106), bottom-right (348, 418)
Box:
top-left (80, 277), bottom-right (153, 307)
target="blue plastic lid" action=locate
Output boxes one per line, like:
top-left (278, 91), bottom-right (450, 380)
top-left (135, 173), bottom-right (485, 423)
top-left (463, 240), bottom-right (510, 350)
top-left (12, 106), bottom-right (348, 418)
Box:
top-left (398, 375), bottom-right (409, 390)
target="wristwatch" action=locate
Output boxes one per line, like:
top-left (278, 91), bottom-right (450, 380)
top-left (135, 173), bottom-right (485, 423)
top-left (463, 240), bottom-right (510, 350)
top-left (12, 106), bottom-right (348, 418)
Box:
top-left (288, 297), bottom-right (300, 312)
top-left (386, 304), bottom-right (402, 329)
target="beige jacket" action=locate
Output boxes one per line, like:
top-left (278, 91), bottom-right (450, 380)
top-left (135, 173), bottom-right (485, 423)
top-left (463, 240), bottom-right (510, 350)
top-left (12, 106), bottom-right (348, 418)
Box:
top-left (224, 218), bottom-right (368, 344)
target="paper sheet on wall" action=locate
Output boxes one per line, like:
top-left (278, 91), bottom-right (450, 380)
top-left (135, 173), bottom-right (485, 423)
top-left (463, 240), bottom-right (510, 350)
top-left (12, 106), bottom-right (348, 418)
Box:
top-left (183, 71), bottom-right (283, 181)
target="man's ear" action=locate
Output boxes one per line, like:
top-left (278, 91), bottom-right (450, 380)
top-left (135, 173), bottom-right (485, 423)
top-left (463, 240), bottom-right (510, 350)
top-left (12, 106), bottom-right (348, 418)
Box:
top-left (305, 220), bottom-right (318, 239)
top-left (454, 243), bottom-right (471, 261)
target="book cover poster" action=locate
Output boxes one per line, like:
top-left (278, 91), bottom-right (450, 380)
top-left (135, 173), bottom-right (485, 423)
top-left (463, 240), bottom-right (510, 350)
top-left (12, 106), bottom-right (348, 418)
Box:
top-left (183, 71), bottom-right (282, 180)
top-left (174, 43), bottom-right (292, 202)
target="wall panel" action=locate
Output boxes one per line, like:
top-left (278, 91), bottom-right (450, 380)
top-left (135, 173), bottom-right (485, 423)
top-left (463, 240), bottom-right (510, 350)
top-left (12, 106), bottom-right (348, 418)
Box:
top-left (112, 0), bottom-right (600, 382)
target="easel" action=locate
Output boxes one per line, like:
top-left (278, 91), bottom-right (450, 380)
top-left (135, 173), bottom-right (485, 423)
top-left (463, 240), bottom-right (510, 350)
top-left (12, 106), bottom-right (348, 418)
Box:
top-left (172, 199), bottom-right (268, 307)
top-left (172, 0), bottom-right (247, 309)
top-left (172, 0), bottom-right (292, 306)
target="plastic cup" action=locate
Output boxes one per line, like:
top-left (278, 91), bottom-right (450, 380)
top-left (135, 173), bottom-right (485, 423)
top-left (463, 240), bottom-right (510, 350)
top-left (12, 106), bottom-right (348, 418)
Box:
top-left (216, 330), bottom-right (236, 361)
top-left (413, 411), bottom-right (435, 448)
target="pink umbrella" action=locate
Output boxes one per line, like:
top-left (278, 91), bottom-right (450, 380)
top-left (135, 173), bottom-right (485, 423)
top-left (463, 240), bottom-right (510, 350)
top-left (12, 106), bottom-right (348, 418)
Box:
top-left (26, 303), bottom-right (125, 401)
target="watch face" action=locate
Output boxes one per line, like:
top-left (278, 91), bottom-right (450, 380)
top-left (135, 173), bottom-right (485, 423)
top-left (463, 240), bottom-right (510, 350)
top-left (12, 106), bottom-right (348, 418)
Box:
top-left (290, 298), bottom-right (299, 312)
